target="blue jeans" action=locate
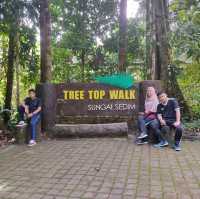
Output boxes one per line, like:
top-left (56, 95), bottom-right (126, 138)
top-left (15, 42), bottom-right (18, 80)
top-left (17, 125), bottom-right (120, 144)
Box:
top-left (30, 114), bottom-right (41, 140)
top-left (138, 115), bottom-right (156, 134)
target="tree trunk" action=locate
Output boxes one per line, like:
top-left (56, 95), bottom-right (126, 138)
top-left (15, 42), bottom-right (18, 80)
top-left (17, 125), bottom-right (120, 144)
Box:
top-left (146, 0), bottom-right (158, 79)
top-left (4, 31), bottom-right (16, 110)
top-left (81, 50), bottom-right (85, 82)
top-left (145, 0), bottom-right (150, 79)
top-left (79, 0), bottom-right (86, 82)
top-left (156, 0), bottom-right (170, 85)
top-left (15, 31), bottom-right (20, 106)
top-left (118, 0), bottom-right (127, 72)
top-left (0, 36), bottom-right (7, 84)
top-left (40, 0), bottom-right (52, 83)
top-left (168, 66), bottom-right (193, 118)
top-left (146, 0), bottom-right (170, 86)
top-left (146, 0), bottom-right (192, 118)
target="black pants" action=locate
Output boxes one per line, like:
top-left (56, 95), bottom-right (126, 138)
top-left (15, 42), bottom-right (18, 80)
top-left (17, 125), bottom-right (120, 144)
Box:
top-left (18, 105), bottom-right (25, 121)
top-left (154, 120), bottom-right (183, 143)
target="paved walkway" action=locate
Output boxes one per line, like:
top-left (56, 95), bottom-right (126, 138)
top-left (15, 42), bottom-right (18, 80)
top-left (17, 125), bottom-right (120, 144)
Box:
top-left (0, 138), bottom-right (200, 199)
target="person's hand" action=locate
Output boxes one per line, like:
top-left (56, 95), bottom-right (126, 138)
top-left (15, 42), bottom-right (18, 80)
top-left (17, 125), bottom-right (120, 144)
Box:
top-left (145, 110), bottom-right (150, 115)
top-left (27, 113), bottom-right (33, 118)
top-left (138, 112), bottom-right (144, 115)
top-left (173, 121), bottom-right (180, 127)
top-left (20, 102), bottom-right (25, 107)
top-left (160, 119), bottom-right (166, 126)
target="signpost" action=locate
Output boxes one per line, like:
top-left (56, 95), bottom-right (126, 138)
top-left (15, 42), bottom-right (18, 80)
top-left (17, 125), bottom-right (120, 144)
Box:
top-left (37, 80), bottom-right (162, 137)
top-left (55, 83), bottom-right (138, 119)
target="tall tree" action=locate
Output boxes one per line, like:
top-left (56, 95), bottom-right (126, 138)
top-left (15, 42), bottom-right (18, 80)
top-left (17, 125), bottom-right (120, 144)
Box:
top-left (118, 0), bottom-right (127, 72)
top-left (15, 30), bottom-right (20, 107)
top-left (146, 0), bottom-right (170, 85)
top-left (3, 0), bottom-right (20, 110)
top-left (50, 0), bottom-right (118, 82)
top-left (2, 0), bottom-right (39, 109)
top-left (40, 0), bottom-right (52, 83)
top-left (4, 30), bottom-right (16, 110)
top-left (146, 0), bottom-right (192, 116)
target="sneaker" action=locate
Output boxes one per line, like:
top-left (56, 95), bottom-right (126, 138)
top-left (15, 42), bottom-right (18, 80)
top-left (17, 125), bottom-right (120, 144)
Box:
top-left (153, 142), bottom-right (162, 148)
top-left (16, 121), bottom-right (26, 126)
top-left (174, 141), bottom-right (181, 151)
top-left (136, 139), bottom-right (148, 145)
top-left (28, 140), bottom-right (36, 147)
top-left (8, 138), bottom-right (16, 143)
top-left (174, 145), bottom-right (181, 151)
top-left (153, 140), bottom-right (168, 148)
top-left (159, 140), bottom-right (168, 147)
top-left (138, 132), bottom-right (148, 139)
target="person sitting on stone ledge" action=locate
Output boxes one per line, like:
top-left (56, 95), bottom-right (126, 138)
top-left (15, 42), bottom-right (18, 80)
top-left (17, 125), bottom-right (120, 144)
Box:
top-left (136, 86), bottom-right (159, 145)
top-left (153, 91), bottom-right (183, 151)
top-left (17, 89), bottom-right (41, 146)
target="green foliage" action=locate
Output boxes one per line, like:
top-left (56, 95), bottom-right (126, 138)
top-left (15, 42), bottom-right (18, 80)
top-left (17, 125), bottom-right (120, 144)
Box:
top-left (170, 0), bottom-right (200, 118)
top-left (49, 0), bottom-right (119, 82)
top-left (178, 62), bottom-right (200, 118)
top-left (183, 119), bottom-right (200, 133)
top-left (0, 0), bottom-right (199, 120)
top-left (170, 0), bottom-right (200, 62)
top-left (0, 0), bottom-right (40, 106)
top-left (0, 108), bottom-right (18, 131)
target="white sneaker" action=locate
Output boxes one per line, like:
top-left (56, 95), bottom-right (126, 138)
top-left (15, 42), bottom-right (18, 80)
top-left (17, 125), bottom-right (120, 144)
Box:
top-left (17, 121), bottom-right (26, 126)
top-left (138, 132), bottom-right (148, 139)
top-left (28, 140), bottom-right (36, 147)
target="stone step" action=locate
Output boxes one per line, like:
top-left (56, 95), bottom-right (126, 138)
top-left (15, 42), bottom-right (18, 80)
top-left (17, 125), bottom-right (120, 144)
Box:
top-left (55, 115), bottom-right (135, 124)
top-left (50, 123), bottom-right (129, 138)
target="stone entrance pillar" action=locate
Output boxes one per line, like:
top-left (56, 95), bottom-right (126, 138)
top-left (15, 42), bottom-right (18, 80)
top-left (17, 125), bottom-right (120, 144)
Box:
top-left (36, 83), bottom-right (56, 135)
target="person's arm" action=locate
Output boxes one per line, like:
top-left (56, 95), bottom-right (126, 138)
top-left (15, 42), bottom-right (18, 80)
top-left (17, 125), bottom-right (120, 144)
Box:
top-left (138, 112), bottom-right (144, 115)
top-left (157, 105), bottom-right (166, 126)
top-left (173, 100), bottom-right (181, 127)
top-left (25, 105), bottom-right (29, 114)
top-left (28, 106), bottom-right (41, 118)
top-left (23, 98), bottom-right (29, 114)
top-left (157, 114), bottom-right (166, 126)
top-left (144, 110), bottom-right (150, 115)
top-left (32, 106), bottom-right (41, 115)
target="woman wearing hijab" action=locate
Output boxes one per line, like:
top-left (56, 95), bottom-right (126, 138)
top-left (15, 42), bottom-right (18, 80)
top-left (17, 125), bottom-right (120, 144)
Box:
top-left (136, 87), bottom-right (159, 144)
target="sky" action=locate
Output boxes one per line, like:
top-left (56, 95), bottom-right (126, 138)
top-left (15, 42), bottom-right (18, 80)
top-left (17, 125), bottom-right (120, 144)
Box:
top-left (127, 0), bottom-right (139, 18)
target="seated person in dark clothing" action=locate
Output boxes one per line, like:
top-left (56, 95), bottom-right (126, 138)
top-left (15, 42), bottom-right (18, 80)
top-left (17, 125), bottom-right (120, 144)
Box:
top-left (17, 89), bottom-right (41, 146)
top-left (154, 91), bottom-right (183, 151)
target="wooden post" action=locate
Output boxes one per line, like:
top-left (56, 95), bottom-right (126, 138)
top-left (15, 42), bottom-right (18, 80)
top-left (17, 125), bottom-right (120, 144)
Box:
top-left (36, 83), bottom-right (56, 135)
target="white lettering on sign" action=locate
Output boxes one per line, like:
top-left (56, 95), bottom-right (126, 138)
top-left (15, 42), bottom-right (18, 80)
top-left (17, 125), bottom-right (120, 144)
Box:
top-left (88, 103), bottom-right (136, 111)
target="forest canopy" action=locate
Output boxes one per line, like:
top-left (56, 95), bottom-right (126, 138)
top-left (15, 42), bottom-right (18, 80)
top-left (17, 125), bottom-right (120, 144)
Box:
top-left (0, 0), bottom-right (200, 118)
